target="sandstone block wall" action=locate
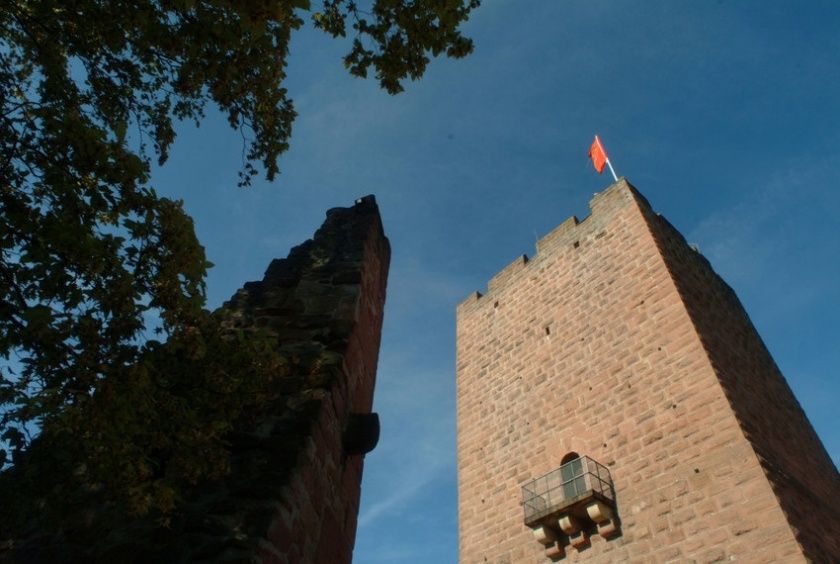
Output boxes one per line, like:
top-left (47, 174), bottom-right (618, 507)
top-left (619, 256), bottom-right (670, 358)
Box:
top-left (221, 195), bottom-right (390, 564)
top-left (635, 193), bottom-right (840, 561)
top-left (456, 180), bottom-right (838, 562)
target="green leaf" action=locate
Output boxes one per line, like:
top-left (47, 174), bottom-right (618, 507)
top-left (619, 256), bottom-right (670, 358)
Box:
top-left (1, 428), bottom-right (24, 451)
top-left (0, 0), bottom-right (480, 531)
top-left (22, 305), bottom-right (53, 328)
top-left (114, 120), bottom-right (127, 143)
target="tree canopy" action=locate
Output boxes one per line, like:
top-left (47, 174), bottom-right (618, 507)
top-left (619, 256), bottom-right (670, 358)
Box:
top-left (0, 0), bottom-right (479, 522)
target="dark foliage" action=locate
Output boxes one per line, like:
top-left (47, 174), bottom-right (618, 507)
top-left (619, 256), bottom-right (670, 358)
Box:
top-left (0, 0), bottom-right (478, 524)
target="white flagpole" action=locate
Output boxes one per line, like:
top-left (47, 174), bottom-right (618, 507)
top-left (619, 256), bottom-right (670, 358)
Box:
top-left (605, 158), bottom-right (618, 182)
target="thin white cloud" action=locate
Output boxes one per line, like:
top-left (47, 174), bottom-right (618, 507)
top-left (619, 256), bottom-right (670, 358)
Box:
top-left (358, 444), bottom-right (449, 529)
top-left (689, 151), bottom-right (840, 296)
top-left (358, 359), bottom-right (456, 530)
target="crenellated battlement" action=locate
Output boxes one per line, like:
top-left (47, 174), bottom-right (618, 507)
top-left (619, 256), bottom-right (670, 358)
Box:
top-left (535, 215), bottom-right (580, 255)
top-left (458, 178), bottom-right (649, 313)
top-left (456, 176), bottom-right (840, 563)
top-left (487, 254), bottom-right (530, 293)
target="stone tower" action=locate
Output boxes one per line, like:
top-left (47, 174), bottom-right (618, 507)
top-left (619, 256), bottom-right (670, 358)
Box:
top-left (456, 180), bottom-right (839, 562)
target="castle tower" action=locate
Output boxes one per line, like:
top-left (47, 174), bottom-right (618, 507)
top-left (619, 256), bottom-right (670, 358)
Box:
top-left (456, 180), bottom-right (839, 562)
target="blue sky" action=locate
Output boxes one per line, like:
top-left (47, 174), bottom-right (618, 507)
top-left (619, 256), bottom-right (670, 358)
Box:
top-left (150, 2), bottom-right (840, 562)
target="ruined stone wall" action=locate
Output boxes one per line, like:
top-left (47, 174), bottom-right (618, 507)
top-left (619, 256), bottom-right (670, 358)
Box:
top-left (217, 194), bottom-right (390, 564)
top-left (456, 180), bottom-right (835, 562)
top-left (1, 196), bottom-right (390, 563)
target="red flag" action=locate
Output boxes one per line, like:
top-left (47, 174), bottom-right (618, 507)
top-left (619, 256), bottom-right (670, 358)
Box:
top-left (589, 135), bottom-right (608, 174)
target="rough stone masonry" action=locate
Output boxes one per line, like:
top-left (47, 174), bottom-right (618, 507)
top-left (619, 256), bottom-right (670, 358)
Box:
top-left (1, 195), bottom-right (390, 564)
top-left (218, 195), bottom-right (390, 564)
top-left (456, 179), bottom-right (839, 562)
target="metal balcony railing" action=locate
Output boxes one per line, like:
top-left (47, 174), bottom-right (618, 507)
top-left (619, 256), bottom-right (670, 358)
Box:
top-left (521, 456), bottom-right (615, 525)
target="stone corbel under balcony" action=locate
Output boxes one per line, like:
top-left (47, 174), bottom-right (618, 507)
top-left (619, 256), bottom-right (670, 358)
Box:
top-left (521, 456), bottom-right (620, 561)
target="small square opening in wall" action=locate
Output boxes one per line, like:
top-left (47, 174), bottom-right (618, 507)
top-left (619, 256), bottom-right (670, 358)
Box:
top-left (573, 241), bottom-right (580, 249)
